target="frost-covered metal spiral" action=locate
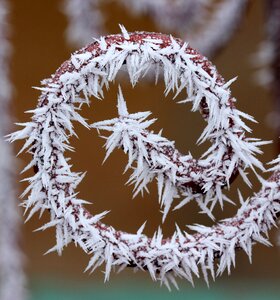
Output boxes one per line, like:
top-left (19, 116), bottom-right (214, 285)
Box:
top-left (8, 29), bottom-right (278, 288)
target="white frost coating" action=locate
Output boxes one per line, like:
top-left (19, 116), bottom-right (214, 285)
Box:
top-left (8, 29), bottom-right (276, 288)
top-left (0, 0), bottom-right (27, 299)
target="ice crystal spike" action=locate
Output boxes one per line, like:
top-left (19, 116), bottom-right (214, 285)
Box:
top-left (116, 85), bottom-right (128, 116)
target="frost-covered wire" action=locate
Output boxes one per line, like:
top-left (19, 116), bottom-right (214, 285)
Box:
top-left (8, 29), bottom-right (274, 288)
top-left (0, 0), bottom-right (27, 299)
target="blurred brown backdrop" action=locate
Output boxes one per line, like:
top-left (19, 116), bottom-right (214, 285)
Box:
top-left (8, 0), bottom-right (280, 287)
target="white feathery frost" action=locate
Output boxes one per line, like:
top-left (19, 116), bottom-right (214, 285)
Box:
top-left (8, 28), bottom-right (280, 288)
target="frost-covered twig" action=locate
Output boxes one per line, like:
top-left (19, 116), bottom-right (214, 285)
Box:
top-left (0, 0), bottom-right (27, 299)
top-left (8, 30), bottom-right (274, 288)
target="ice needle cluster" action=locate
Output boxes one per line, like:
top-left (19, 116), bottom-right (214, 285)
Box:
top-left (93, 87), bottom-right (262, 221)
top-left (8, 28), bottom-right (280, 288)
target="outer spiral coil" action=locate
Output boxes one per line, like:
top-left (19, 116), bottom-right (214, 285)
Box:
top-left (9, 28), bottom-right (280, 288)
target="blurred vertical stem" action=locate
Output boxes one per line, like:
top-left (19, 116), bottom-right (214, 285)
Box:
top-left (0, 0), bottom-right (27, 299)
top-left (267, 0), bottom-right (280, 152)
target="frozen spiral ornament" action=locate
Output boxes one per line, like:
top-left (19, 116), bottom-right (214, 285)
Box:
top-left (9, 27), bottom-right (280, 288)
